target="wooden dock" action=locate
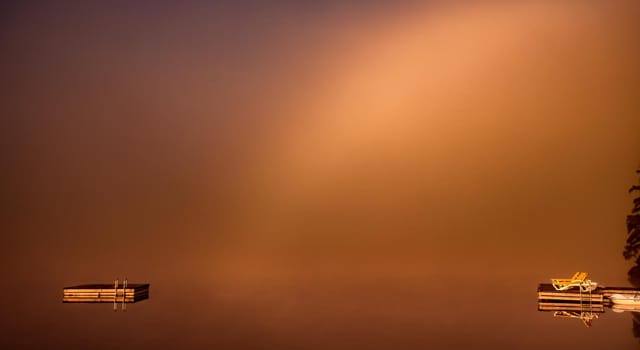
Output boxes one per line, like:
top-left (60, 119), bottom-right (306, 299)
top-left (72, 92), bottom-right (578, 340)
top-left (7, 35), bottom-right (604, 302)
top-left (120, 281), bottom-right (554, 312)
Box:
top-left (538, 283), bottom-right (640, 306)
top-left (538, 280), bottom-right (640, 327)
top-left (63, 283), bottom-right (149, 303)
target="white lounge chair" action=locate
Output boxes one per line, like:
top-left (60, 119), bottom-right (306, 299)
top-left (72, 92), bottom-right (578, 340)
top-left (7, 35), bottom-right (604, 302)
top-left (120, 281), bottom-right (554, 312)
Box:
top-left (551, 272), bottom-right (598, 292)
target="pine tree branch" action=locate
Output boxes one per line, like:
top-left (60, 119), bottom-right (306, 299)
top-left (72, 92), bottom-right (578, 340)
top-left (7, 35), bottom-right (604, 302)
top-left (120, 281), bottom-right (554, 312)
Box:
top-left (629, 214), bottom-right (640, 233)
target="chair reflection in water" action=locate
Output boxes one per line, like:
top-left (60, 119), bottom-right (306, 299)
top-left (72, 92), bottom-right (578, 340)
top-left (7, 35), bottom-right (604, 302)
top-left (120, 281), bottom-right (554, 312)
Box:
top-left (551, 272), bottom-right (598, 292)
top-left (553, 310), bottom-right (599, 327)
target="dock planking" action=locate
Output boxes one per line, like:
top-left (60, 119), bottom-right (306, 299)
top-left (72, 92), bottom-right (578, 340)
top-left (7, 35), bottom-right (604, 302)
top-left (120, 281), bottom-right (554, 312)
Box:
top-left (538, 283), bottom-right (640, 306)
top-left (63, 283), bottom-right (150, 303)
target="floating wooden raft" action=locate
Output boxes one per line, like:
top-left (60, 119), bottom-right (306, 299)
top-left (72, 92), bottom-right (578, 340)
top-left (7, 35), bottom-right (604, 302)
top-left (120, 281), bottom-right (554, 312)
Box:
top-left (538, 283), bottom-right (640, 305)
top-left (538, 283), bottom-right (604, 304)
top-left (63, 283), bottom-right (150, 303)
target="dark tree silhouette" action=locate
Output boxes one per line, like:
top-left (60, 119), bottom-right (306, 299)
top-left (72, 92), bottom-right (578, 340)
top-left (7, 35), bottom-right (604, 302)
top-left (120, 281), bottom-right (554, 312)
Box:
top-left (624, 168), bottom-right (640, 287)
top-left (622, 168), bottom-right (640, 343)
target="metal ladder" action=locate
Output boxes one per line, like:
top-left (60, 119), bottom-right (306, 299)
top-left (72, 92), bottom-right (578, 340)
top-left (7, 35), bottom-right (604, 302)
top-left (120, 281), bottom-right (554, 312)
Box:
top-left (113, 277), bottom-right (127, 312)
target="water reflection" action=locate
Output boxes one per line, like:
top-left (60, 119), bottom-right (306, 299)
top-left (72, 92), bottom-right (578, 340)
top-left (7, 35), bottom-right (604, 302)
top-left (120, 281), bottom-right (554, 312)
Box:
top-left (538, 301), bottom-right (603, 327)
top-left (537, 295), bottom-right (640, 328)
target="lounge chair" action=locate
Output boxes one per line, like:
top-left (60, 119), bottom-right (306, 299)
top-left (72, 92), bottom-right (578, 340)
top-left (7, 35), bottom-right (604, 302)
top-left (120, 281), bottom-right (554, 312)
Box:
top-left (551, 272), bottom-right (598, 292)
